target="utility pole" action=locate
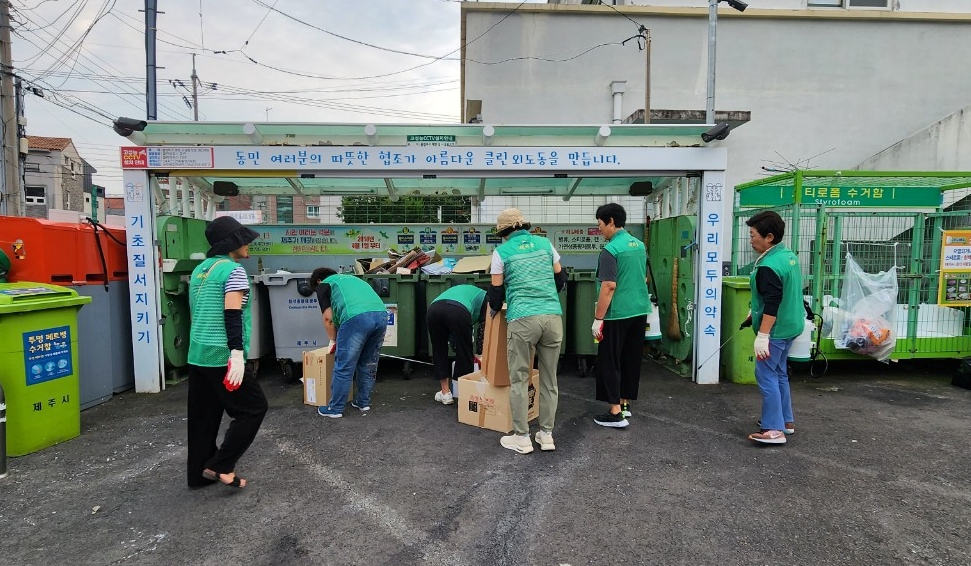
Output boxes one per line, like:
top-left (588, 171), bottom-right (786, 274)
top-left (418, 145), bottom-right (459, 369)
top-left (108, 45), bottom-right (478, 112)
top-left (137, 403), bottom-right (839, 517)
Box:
top-left (643, 28), bottom-right (651, 124)
top-left (145, 0), bottom-right (158, 119)
top-left (1, 0), bottom-right (21, 216)
top-left (190, 53), bottom-right (199, 121)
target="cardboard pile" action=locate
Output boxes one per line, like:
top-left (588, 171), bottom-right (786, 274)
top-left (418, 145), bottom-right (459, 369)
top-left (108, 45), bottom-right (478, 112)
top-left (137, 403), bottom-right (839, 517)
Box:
top-left (456, 305), bottom-right (539, 433)
top-left (353, 247), bottom-right (440, 275)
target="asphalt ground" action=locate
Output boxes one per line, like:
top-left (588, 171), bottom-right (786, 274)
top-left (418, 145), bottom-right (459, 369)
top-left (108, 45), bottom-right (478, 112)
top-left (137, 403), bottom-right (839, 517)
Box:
top-left (1, 355), bottom-right (969, 566)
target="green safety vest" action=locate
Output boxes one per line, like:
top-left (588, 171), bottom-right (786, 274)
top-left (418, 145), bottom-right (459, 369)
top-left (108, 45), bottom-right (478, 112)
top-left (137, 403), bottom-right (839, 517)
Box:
top-left (749, 243), bottom-right (804, 340)
top-left (599, 229), bottom-right (651, 320)
top-left (495, 230), bottom-right (562, 321)
top-left (433, 284), bottom-right (486, 321)
top-left (187, 256), bottom-right (251, 366)
top-left (323, 274), bottom-right (387, 326)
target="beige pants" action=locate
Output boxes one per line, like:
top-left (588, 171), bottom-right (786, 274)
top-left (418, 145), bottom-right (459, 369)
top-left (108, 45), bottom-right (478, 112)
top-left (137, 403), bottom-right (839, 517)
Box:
top-left (506, 314), bottom-right (562, 434)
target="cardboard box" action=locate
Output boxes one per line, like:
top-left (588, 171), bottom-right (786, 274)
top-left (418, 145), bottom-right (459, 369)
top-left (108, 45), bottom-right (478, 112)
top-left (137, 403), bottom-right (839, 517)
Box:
top-left (457, 369), bottom-right (539, 433)
top-left (302, 348), bottom-right (335, 406)
top-left (481, 305), bottom-right (509, 386)
top-left (353, 258), bottom-right (391, 275)
top-left (452, 255), bottom-right (493, 274)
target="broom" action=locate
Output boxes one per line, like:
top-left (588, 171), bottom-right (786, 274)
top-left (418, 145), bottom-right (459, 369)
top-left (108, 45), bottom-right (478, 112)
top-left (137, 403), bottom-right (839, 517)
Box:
top-left (666, 258), bottom-right (682, 341)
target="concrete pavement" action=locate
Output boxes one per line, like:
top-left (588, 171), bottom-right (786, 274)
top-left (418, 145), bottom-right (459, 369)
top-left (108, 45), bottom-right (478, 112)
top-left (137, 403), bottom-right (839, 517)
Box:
top-left (1, 357), bottom-right (969, 566)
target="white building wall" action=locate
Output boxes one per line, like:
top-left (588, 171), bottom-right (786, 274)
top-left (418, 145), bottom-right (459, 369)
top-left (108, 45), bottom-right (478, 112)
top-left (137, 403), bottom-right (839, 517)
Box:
top-left (464, 7), bottom-right (971, 218)
top-left (857, 103), bottom-right (971, 208)
top-left (556, 0), bottom-right (971, 13)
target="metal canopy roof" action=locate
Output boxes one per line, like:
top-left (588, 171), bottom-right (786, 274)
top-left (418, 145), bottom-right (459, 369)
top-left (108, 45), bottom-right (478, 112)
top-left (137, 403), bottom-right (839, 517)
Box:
top-left (119, 121), bottom-right (719, 199)
top-left (736, 170), bottom-right (971, 192)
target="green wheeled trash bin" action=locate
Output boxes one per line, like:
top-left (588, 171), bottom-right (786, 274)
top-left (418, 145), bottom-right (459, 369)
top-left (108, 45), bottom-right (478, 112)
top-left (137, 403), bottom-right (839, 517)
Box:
top-left (360, 272), bottom-right (419, 376)
top-left (721, 277), bottom-right (756, 384)
top-left (0, 283), bottom-right (91, 456)
top-left (568, 270), bottom-right (598, 377)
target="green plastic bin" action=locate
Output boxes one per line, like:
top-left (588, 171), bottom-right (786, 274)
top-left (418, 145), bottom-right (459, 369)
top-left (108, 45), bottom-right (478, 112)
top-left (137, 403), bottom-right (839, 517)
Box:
top-left (568, 270), bottom-right (598, 368)
top-left (721, 277), bottom-right (756, 384)
top-left (0, 283), bottom-right (91, 456)
top-left (360, 272), bottom-right (419, 374)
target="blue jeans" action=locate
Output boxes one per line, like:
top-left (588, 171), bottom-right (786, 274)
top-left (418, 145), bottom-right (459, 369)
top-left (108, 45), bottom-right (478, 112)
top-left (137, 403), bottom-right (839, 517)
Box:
top-left (755, 337), bottom-right (795, 431)
top-left (328, 310), bottom-right (386, 412)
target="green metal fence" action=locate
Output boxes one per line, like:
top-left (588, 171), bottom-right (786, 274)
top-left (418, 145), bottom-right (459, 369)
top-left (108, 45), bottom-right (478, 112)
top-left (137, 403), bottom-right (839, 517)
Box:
top-left (732, 172), bottom-right (971, 360)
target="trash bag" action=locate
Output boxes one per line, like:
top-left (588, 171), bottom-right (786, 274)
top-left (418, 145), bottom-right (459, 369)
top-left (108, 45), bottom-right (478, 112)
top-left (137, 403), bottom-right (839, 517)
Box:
top-left (833, 252), bottom-right (898, 362)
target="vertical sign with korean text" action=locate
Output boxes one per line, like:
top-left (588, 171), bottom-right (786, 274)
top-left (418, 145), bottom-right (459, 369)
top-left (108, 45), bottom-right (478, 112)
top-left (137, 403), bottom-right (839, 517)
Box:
top-left (695, 172), bottom-right (726, 385)
top-left (122, 168), bottom-right (164, 392)
top-left (939, 229), bottom-right (971, 306)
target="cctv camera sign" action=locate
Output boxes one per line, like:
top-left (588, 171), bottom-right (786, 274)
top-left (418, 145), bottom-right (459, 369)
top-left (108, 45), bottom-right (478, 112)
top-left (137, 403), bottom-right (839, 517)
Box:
top-left (121, 147), bottom-right (148, 168)
top-left (120, 146), bottom-right (214, 169)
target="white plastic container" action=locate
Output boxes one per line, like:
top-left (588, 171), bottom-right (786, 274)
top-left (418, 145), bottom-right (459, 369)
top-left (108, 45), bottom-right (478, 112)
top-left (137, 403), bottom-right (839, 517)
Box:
top-left (788, 319), bottom-right (816, 362)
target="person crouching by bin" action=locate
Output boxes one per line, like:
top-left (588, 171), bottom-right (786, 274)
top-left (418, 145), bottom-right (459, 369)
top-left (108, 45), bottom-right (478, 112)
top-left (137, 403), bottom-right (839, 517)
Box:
top-left (427, 284), bottom-right (487, 405)
top-left (187, 216), bottom-right (268, 490)
top-left (489, 208), bottom-right (567, 454)
top-left (309, 268), bottom-right (387, 418)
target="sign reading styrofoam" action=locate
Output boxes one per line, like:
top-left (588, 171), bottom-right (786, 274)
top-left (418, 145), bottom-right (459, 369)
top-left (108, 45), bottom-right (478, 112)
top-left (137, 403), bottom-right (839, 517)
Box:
top-left (120, 145), bottom-right (716, 172)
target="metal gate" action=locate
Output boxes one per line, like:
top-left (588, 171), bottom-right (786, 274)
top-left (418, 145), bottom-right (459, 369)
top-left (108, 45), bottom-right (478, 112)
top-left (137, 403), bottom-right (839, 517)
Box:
top-left (732, 205), bottom-right (971, 360)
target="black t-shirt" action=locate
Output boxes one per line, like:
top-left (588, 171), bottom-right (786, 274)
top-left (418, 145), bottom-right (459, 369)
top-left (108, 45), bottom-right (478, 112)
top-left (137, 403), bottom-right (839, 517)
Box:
top-left (755, 266), bottom-right (783, 317)
top-left (315, 284), bottom-right (332, 313)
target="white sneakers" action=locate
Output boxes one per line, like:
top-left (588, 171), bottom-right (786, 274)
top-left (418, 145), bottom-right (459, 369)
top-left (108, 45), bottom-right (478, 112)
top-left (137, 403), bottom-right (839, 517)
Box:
top-left (500, 434), bottom-right (534, 454)
top-left (434, 391), bottom-right (454, 405)
top-left (500, 431), bottom-right (556, 453)
top-left (534, 430), bottom-right (555, 451)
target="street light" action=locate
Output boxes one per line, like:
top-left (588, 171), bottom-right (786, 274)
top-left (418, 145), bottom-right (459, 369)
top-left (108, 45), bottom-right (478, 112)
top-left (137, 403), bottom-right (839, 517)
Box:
top-left (706, 0), bottom-right (747, 125)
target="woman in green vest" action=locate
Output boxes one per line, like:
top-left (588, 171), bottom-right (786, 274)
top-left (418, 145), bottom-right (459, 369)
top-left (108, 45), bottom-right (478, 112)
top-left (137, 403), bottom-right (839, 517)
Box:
top-left (309, 268), bottom-right (387, 418)
top-left (488, 208), bottom-right (567, 454)
top-left (591, 203), bottom-right (650, 429)
top-left (187, 216), bottom-right (268, 489)
top-left (427, 284), bottom-right (487, 405)
top-left (744, 210), bottom-right (804, 445)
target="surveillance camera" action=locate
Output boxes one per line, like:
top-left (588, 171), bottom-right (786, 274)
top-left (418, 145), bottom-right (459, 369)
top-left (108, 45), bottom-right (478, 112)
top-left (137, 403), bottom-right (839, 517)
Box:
top-left (701, 123), bottom-right (731, 143)
top-left (112, 117), bottom-right (148, 137)
top-left (724, 0), bottom-right (747, 11)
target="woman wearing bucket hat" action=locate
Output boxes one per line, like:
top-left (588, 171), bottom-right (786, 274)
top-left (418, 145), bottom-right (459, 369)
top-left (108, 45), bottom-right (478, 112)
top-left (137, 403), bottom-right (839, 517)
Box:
top-left (489, 208), bottom-right (567, 454)
top-left (186, 216), bottom-right (268, 489)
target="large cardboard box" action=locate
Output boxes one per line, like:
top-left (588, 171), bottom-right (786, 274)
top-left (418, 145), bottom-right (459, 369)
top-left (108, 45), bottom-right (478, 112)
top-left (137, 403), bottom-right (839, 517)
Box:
top-left (457, 370), bottom-right (539, 433)
top-left (302, 348), bottom-right (335, 406)
top-left (452, 255), bottom-right (493, 274)
top-left (480, 305), bottom-right (509, 386)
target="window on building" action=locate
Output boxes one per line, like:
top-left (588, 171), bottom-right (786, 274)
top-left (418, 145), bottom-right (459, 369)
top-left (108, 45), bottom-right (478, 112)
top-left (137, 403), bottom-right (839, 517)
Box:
top-left (24, 186), bottom-right (46, 205)
top-left (65, 192), bottom-right (71, 208)
top-left (809, 0), bottom-right (889, 7)
top-left (25, 163), bottom-right (40, 172)
top-left (307, 205), bottom-right (320, 218)
top-left (277, 196), bottom-right (293, 224)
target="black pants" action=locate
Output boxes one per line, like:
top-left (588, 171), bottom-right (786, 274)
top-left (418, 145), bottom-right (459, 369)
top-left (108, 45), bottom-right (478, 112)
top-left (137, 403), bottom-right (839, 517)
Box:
top-left (186, 363), bottom-right (268, 487)
top-left (595, 315), bottom-right (647, 405)
top-left (427, 300), bottom-right (475, 382)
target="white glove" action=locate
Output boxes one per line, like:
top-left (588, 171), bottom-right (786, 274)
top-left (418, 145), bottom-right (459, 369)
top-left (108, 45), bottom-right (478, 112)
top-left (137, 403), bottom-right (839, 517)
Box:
top-left (591, 319), bottom-right (604, 341)
top-left (225, 349), bottom-right (245, 390)
top-left (326, 340), bottom-right (337, 354)
top-left (754, 332), bottom-right (771, 361)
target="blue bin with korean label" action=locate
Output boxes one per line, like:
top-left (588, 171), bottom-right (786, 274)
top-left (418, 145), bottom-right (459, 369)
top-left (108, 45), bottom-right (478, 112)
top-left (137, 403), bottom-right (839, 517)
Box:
top-left (0, 283), bottom-right (91, 456)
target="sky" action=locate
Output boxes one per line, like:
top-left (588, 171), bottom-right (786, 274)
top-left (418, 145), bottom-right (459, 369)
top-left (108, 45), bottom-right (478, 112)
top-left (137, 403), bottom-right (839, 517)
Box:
top-left (10, 0), bottom-right (547, 196)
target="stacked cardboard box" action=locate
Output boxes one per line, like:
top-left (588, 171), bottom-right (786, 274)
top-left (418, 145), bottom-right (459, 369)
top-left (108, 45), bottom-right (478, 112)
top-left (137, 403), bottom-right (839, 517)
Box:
top-left (456, 305), bottom-right (539, 433)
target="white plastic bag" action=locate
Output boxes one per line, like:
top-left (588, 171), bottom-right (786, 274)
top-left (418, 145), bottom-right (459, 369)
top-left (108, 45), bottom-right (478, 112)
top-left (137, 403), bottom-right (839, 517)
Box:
top-left (833, 253), bottom-right (898, 362)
